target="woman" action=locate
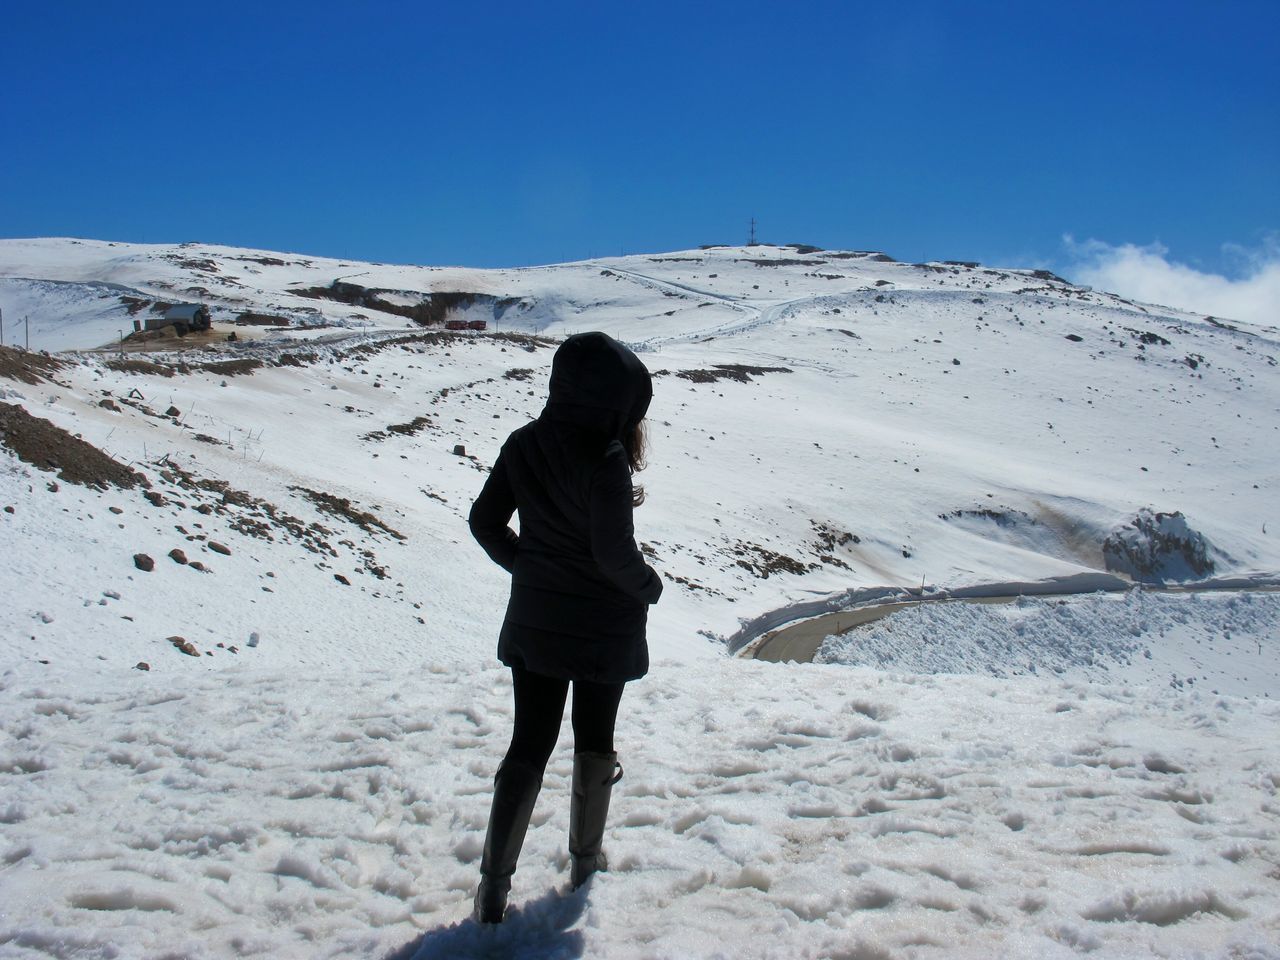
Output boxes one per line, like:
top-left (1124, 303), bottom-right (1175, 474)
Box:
top-left (468, 331), bottom-right (663, 924)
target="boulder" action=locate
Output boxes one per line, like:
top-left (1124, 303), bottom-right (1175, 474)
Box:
top-left (1103, 509), bottom-right (1215, 583)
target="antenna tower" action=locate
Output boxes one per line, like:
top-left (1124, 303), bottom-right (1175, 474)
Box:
top-left (748, 217), bottom-right (758, 246)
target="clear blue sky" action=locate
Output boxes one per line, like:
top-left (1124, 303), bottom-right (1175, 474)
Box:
top-left (3, 1), bottom-right (1276, 274)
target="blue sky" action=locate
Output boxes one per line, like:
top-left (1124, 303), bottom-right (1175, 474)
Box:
top-left (3, 1), bottom-right (1277, 282)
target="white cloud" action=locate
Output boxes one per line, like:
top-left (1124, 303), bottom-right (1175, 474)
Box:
top-left (1062, 235), bottom-right (1280, 328)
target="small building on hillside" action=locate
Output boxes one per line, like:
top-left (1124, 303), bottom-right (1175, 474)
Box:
top-left (146, 303), bottom-right (211, 335)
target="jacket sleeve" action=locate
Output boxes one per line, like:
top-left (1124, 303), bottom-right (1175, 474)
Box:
top-left (588, 444), bottom-right (663, 604)
top-left (469, 452), bottom-right (519, 573)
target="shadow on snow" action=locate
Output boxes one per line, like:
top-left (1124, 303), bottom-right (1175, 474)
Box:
top-left (387, 884), bottom-right (589, 960)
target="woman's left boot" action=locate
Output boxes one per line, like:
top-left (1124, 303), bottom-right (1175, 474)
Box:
top-left (569, 751), bottom-right (623, 889)
top-left (473, 758), bottom-right (543, 923)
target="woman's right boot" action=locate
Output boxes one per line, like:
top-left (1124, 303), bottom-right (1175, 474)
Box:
top-left (569, 751), bottom-right (623, 889)
top-left (473, 758), bottom-right (543, 924)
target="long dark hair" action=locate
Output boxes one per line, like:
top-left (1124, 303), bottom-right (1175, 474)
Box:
top-left (625, 419), bottom-right (648, 507)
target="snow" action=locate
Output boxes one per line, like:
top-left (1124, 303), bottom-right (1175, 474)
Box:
top-left (3, 658), bottom-right (1279, 959)
top-left (816, 589), bottom-right (1280, 697)
top-left (0, 278), bottom-right (145, 353)
top-left (1, 238), bottom-right (1278, 958)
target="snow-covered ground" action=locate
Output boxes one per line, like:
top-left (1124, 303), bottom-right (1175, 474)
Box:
top-left (3, 656), bottom-right (1278, 959)
top-left (816, 589), bottom-right (1280, 697)
top-left (1, 238), bottom-right (1278, 958)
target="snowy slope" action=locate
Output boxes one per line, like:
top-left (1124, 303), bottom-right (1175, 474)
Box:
top-left (2, 238), bottom-right (1278, 657)
top-left (2, 238), bottom-right (1278, 958)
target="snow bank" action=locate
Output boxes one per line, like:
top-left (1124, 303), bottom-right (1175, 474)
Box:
top-left (816, 589), bottom-right (1280, 698)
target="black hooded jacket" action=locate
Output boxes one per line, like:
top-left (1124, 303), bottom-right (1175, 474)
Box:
top-left (469, 332), bottom-right (662, 682)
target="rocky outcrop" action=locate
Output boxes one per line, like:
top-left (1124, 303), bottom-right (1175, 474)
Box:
top-left (1103, 509), bottom-right (1215, 583)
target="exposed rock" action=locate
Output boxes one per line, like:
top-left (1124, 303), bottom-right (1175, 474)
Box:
top-left (1103, 509), bottom-right (1216, 583)
top-left (334, 573), bottom-right (351, 585)
top-left (168, 636), bottom-right (199, 657)
top-left (208, 541), bottom-right (231, 556)
top-left (144, 491), bottom-right (167, 507)
top-left (188, 560), bottom-right (208, 572)
top-left (135, 662), bottom-right (150, 671)
top-left (169, 548), bottom-right (188, 565)
top-left (133, 553), bottom-right (155, 572)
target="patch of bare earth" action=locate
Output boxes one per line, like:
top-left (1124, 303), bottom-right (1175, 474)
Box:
top-left (0, 345), bottom-right (65, 385)
top-left (662, 364), bottom-right (792, 384)
top-left (731, 539), bottom-right (816, 578)
top-left (0, 401), bottom-right (149, 489)
top-left (363, 415), bottom-right (433, 442)
top-left (105, 358), bottom-right (177, 378)
top-left (291, 487), bottom-right (406, 541)
top-left (157, 462), bottom-right (336, 555)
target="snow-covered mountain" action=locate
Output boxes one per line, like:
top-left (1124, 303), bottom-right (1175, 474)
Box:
top-left (2, 238), bottom-right (1278, 958)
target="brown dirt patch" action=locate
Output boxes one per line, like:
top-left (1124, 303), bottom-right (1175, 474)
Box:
top-left (671, 364), bottom-right (792, 384)
top-left (0, 401), bottom-right (149, 489)
top-left (105, 358), bottom-right (177, 377)
top-left (196, 358), bottom-right (263, 376)
top-left (0, 346), bottom-right (66, 385)
top-left (363, 415), bottom-right (432, 442)
top-left (291, 486), bottom-right (406, 541)
top-left (739, 258), bottom-right (827, 268)
top-left (158, 462), bottom-right (336, 555)
top-left (291, 284), bottom-right (523, 328)
top-left (731, 540), bottom-right (815, 578)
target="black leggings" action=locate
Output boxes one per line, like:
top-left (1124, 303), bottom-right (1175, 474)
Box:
top-left (502, 667), bottom-right (625, 772)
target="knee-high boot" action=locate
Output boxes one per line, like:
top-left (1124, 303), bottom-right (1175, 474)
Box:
top-left (569, 751), bottom-right (623, 889)
top-left (473, 758), bottom-right (543, 924)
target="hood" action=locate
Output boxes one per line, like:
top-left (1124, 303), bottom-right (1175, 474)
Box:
top-left (544, 332), bottom-right (652, 438)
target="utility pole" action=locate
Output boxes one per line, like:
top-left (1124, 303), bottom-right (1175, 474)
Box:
top-left (748, 217), bottom-right (758, 246)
